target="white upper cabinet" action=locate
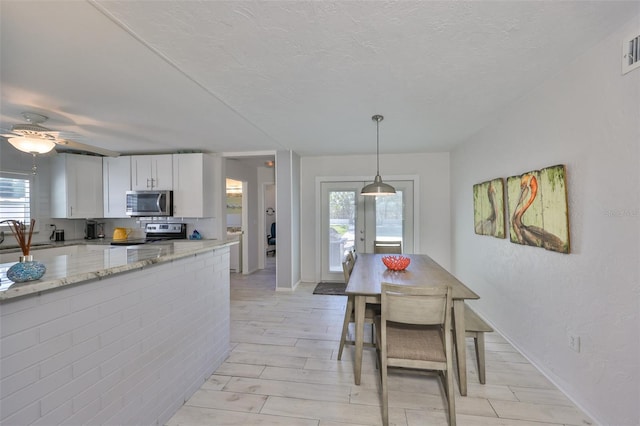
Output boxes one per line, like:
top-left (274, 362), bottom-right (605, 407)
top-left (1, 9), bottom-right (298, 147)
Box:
top-left (131, 154), bottom-right (173, 190)
top-left (51, 153), bottom-right (103, 219)
top-left (103, 156), bottom-right (131, 218)
top-left (172, 153), bottom-right (217, 218)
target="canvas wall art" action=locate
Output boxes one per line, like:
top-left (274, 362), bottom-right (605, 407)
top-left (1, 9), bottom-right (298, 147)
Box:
top-left (507, 164), bottom-right (570, 254)
top-left (473, 178), bottom-right (505, 238)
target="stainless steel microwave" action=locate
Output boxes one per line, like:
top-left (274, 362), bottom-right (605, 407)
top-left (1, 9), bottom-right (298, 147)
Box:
top-left (126, 190), bottom-right (173, 217)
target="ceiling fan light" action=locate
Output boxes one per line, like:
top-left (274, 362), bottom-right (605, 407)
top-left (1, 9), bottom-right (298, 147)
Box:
top-left (7, 136), bottom-right (56, 154)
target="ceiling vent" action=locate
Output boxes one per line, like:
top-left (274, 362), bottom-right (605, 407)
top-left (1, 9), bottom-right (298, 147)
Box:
top-left (622, 32), bottom-right (640, 74)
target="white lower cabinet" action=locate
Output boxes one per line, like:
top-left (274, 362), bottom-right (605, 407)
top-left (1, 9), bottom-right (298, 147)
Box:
top-left (51, 153), bottom-right (103, 218)
top-left (172, 153), bottom-right (217, 218)
top-left (103, 156), bottom-right (131, 218)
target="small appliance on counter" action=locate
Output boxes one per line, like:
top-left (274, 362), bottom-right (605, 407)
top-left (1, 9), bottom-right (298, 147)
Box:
top-left (110, 223), bottom-right (187, 246)
top-left (85, 220), bottom-right (98, 240)
top-left (112, 227), bottom-right (131, 241)
top-left (97, 223), bottom-right (105, 239)
top-left (49, 226), bottom-right (65, 242)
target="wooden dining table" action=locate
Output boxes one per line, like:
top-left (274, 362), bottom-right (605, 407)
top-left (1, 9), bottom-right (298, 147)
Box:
top-left (345, 253), bottom-right (479, 396)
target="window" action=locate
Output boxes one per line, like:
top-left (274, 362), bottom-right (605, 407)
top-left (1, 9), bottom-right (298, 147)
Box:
top-left (0, 172), bottom-right (33, 225)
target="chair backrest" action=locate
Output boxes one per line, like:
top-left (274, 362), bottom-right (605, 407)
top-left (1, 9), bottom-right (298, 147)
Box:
top-left (381, 282), bottom-right (451, 327)
top-left (342, 254), bottom-right (355, 283)
top-left (346, 250), bottom-right (355, 264)
top-left (374, 240), bottom-right (402, 254)
top-left (270, 222), bottom-right (276, 238)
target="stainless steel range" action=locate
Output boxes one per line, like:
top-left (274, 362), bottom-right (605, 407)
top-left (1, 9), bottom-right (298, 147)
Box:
top-left (110, 223), bottom-right (187, 246)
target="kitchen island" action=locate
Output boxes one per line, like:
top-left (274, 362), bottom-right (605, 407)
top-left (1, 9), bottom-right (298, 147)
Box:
top-left (0, 239), bottom-right (237, 425)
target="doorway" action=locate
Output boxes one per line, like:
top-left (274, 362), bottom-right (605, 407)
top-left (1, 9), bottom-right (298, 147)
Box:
top-left (226, 178), bottom-right (245, 273)
top-left (264, 183), bottom-right (276, 261)
top-left (320, 180), bottom-right (414, 282)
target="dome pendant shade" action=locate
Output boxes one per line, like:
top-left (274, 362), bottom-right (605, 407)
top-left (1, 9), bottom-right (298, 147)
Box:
top-left (361, 173), bottom-right (396, 195)
top-left (361, 114), bottom-right (395, 196)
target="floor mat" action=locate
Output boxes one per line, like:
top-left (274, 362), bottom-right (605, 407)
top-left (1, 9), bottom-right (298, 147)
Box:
top-left (312, 282), bottom-right (347, 296)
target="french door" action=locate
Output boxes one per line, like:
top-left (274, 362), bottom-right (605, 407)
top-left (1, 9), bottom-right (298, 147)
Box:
top-left (320, 180), bottom-right (414, 282)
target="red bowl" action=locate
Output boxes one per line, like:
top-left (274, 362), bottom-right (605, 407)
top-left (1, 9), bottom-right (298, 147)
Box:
top-left (382, 255), bottom-right (411, 271)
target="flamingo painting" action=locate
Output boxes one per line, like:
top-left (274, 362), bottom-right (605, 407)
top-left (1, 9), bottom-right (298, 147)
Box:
top-left (473, 178), bottom-right (505, 238)
top-left (507, 165), bottom-right (570, 254)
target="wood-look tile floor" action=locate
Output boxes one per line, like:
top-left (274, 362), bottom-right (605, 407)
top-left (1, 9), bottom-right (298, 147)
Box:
top-left (167, 258), bottom-right (593, 426)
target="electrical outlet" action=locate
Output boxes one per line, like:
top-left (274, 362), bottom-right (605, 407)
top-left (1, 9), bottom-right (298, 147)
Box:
top-left (569, 335), bottom-right (581, 352)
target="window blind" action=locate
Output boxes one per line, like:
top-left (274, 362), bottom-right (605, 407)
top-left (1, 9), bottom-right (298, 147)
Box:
top-left (0, 173), bottom-right (32, 224)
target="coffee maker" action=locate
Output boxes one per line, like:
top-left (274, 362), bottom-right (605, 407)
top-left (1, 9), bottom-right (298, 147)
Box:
top-left (85, 220), bottom-right (98, 240)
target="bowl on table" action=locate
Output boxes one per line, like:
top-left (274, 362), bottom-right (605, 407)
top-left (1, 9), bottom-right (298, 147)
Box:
top-left (381, 255), bottom-right (411, 271)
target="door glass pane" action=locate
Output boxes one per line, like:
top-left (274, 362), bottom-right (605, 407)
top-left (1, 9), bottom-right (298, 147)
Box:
top-left (375, 191), bottom-right (403, 243)
top-left (329, 191), bottom-right (356, 272)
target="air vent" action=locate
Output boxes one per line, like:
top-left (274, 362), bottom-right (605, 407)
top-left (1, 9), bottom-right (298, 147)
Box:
top-left (622, 32), bottom-right (640, 74)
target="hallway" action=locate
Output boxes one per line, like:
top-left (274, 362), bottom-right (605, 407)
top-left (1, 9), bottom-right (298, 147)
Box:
top-left (167, 259), bottom-right (592, 425)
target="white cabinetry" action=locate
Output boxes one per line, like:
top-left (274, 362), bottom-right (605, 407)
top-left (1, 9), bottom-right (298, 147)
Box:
top-left (229, 236), bottom-right (242, 272)
top-left (103, 156), bottom-right (131, 218)
top-left (131, 155), bottom-right (172, 190)
top-left (51, 153), bottom-right (103, 218)
top-left (172, 153), bottom-right (217, 218)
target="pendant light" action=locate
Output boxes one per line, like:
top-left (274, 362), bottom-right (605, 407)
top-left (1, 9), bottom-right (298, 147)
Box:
top-left (361, 114), bottom-right (396, 196)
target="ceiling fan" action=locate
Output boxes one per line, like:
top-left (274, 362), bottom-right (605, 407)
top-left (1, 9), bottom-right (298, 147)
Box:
top-left (1, 112), bottom-right (119, 157)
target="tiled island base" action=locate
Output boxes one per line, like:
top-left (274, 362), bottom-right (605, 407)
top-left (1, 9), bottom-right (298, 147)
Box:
top-left (0, 246), bottom-right (230, 425)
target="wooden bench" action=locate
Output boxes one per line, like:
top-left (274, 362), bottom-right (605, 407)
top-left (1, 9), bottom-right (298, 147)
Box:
top-left (461, 304), bottom-right (493, 384)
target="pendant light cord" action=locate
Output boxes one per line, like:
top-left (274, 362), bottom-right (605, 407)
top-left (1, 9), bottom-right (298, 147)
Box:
top-left (376, 118), bottom-right (380, 175)
top-left (372, 114), bottom-right (383, 175)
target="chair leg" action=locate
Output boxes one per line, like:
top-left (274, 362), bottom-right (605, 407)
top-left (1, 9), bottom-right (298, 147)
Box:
top-left (445, 336), bottom-right (457, 426)
top-left (474, 333), bottom-right (486, 384)
top-left (338, 296), bottom-right (354, 360)
top-left (381, 358), bottom-right (389, 426)
top-left (445, 369), bottom-right (456, 426)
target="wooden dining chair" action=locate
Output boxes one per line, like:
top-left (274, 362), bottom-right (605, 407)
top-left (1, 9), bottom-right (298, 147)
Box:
top-left (373, 240), bottom-right (402, 254)
top-left (337, 254), bottom-right (378, 360)
top-left (375, 283), bottom-right (456, 426)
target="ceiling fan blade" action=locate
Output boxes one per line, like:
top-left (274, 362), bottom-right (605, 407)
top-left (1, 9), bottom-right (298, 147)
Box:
top-left (0, 126), bottom-right (20, 137)
top-left (54, 138), bottom-right (120, 157)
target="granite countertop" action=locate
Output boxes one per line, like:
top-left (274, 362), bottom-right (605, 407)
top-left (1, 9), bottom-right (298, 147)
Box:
top-left (0, 238), bottom-right (239, 301)
top-left (0, 238), bottom-right (114, 254)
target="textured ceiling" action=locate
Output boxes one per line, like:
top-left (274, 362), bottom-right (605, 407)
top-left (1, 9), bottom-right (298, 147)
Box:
top-left (1, 1), bottom-right (637, 157)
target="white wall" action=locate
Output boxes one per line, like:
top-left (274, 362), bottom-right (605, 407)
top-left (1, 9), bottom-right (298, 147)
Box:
top-left (450, 16), bottom-right (640, 426)
top-left (275, 150), bottom-right (301, 291)
top-left (300, 152), bottom-right (450, 283)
